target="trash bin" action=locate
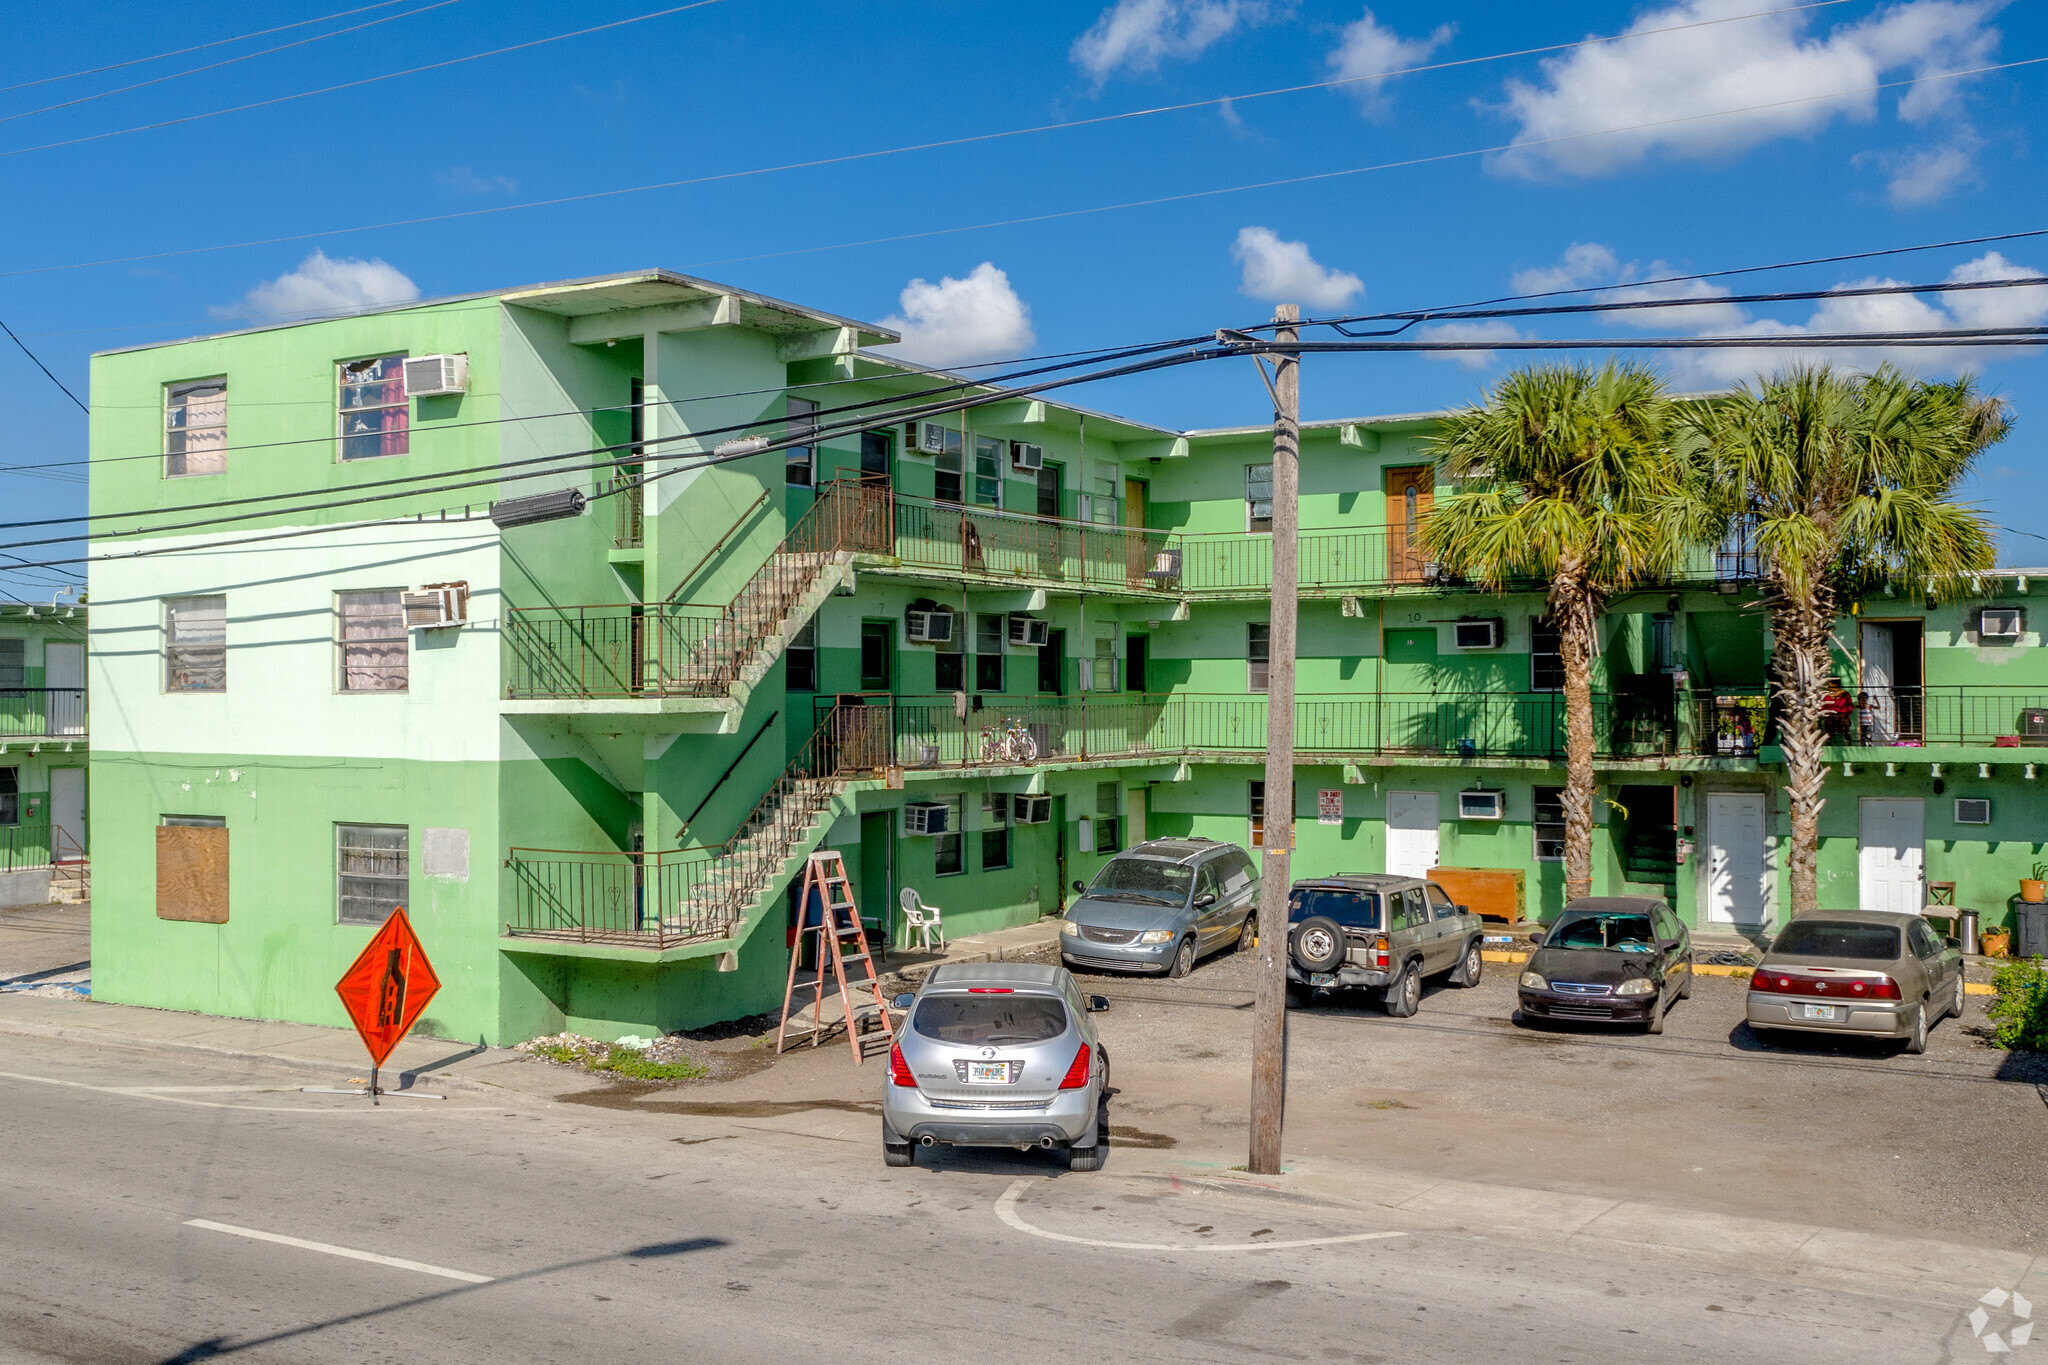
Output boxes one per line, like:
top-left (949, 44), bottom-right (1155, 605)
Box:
top-left (2014, 903), bottom-right (2048, 960)
top-left (1958, 908), bottom-right (1980, 956)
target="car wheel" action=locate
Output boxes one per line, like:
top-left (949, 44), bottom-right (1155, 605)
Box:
top-left (884, 1142), bottom-right (913, 1168)
top-left (1950, 972), bottom-right (1966, 1023)
top-left (1645, 997), bottom-right (1665, 1035)
top-left (1168, 937), bottom-right (1196, 979)
top-left (1678, 956), bottom-right (1694, 1000)
top-left (1066, 1143), bottom-right (1102, 1172)
top-left (1237, 913), bottom-right (1257, 952)
top-left (1452, 941), bottom-right (1483, 988)
top-left (1904, 1003), bottom-right (1928, 1055)
top-left (1384, 963), bottom-right (1420, 1018)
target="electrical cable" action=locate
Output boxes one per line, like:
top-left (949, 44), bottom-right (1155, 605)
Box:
top-left (1, 317), bottom-right (88, 413)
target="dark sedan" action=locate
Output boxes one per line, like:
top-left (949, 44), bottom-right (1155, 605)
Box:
top-left (1515, 896), bottom-right (1694, 1034)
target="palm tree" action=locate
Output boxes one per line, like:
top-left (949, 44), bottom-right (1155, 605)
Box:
top-left (1423, 362), bottom-right (1694, 902)
top-left (1686, 364), bottom-right (2004, 918)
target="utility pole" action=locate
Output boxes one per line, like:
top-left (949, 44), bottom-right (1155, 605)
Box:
top-left (1248, 303), bottom-right (1299, 1176)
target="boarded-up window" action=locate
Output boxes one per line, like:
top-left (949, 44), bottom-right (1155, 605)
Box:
top-left (337, 823), bottom-right (408, 925)
top-left (165, 595), bottom-right (225, 692)
top-left (157, 818), bottom-right (228, 922)
top-left (338, 591), bottom-right (408, 692)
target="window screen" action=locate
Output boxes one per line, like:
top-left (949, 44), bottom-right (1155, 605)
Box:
top-left (337, 823), bottom-right (409, 925)
top-left (166, 595), bottom-right (226, 693)
top-left (338, 591), bottom-right (408, 692)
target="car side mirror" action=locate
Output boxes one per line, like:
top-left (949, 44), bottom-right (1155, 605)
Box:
top-left (1531, 931), bottom-right (1547, 947)
top-left (892, 993), bottom-right (915, 1010)
top-left (1456, 905), bottom-right (1470, 917)
top-left (1658, 938), bottom-right (1680, 953)
top-left (1087, 995), bottom-right (1110, 1013)
top-left (1072, 880), bottom-right (1087, 894)
top-left (1194, 892), bottom-right (1217, 908)
top-left (1946, 935), bottom-right (1963, 951)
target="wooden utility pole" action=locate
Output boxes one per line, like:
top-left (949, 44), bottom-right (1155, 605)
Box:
top-left (1248, 303), bottom-right (1299, 1176)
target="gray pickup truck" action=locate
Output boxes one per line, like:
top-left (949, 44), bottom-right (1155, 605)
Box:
top-left (1284, 874), bottom-right (1486, 1017)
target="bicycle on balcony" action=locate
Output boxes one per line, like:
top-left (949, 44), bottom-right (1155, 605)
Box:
top-left (979, 716), bottom-right (1039, 765)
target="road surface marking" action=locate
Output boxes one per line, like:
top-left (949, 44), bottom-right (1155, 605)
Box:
top-left (0, 1069), bottom-right (483, 1112)
top-left (994, 1179), bottom-right (1404, 1252)
top-left (184, 1219), bottom-right (493, 1283)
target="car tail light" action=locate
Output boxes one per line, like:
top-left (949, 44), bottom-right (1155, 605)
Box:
top-left (889, 1044), bottom-right (916, 1088)
top-left (1057, 1042), bottom-right (1092, 1089)
top-left (1749, 969), bottom-right (1901, 1000)
top-left (1370, 935), bottom-right (1390, 970)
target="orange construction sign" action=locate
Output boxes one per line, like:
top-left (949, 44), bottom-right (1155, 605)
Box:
top-left (335, 909), bottom-right (440, 1068)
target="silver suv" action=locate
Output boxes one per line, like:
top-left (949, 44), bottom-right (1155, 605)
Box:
top-left (1059, 837), bottom-right (1260, 977)
top-left (884, 962), bottom-right (1111, 1171)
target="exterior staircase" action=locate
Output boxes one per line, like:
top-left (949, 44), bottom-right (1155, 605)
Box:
top-left (51, 827), bottom-right (89, 904)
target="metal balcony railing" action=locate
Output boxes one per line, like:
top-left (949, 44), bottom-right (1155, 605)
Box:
top-left (0, 687), bottom-right (86, 738)
top-left (886, 493), bottom-right (1179, 592)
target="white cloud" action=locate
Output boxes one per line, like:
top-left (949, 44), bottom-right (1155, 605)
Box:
top-left (1326, 8), bottom-right (1453, 119)
top-left (1878, 134), bottom-right (1982, 206)
top-left (1509, 242), bottom-right (1619, 296)
top-left (1489, 0), bottom-right (2003, 179)
top-left (877, 262), bottom-right (1035, 369)
top-left (1508, 242), bottom-right (1746, 329)
top-left (217, 249), bottom-right (419, 321)
top-left (1419, 320), bottom-right (1525, 371)
top-left (1071, 0), bottom-right (1283, 82)
top-left (1232, 227), bottom-right (1363, 310)
top-left (434, 165), bottom-right (517, 195)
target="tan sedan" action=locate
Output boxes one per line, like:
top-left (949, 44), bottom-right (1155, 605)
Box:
top-left (1746, 910), bottom-right (1966, 1054)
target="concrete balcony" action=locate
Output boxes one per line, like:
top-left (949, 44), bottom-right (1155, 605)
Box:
top-left (0, 687), bottom-right (88, 753)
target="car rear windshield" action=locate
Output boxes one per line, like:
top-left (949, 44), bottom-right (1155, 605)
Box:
top-left (912, 993), bottom-right (1069, 1045)
top-left (1088, 858), bottom-right (1193, 904)
top-left (1771, 921), bottom-right (1901, 961)
top-left (1549, 914), bottom-right (1656, 952)
top-left (1289, 888), bottom-right (1380, 929)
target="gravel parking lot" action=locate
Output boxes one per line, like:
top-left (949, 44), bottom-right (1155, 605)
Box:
top-left (1063, 941), bottom-right (2048, 1250)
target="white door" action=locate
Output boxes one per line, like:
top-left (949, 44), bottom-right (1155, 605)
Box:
top-left (44, 642), bottom-right (83, 736)
top-left (49, 768), bottom-right (83, 861)
top-left (1705, 793), bottom-right (1768, 925)
top-left (1385, 791), bottom-right (1440, 878)
top-left (1859, 798), bottom-right (1925, 913)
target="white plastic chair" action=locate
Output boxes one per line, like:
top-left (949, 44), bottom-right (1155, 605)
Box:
top-left (900, 888), bottom-right (945, 953)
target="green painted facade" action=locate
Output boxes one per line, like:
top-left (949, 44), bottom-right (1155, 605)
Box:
top-left (84, 269), bottom-right (2048, 1047)
top-left (0, 600), bottom-right (89, 888)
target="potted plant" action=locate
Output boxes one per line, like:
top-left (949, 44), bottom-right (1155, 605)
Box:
top-left (2023, 863), bottom-right (2048, 905)
top-left (1985, 922), bottom-right (2014, 958)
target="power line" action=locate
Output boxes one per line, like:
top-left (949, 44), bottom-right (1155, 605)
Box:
top-left (0, 0), bottom-right (736, 161)
top-left (1, 317), bottom-right (88, 413)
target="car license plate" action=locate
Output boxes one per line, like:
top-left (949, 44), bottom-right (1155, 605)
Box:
top-left (1310, 972), bottom-right (1337, 986)
top-left (965, 1061), bottom-right (1010, 1084)
top-left (1798, 1003), bottom-right (1838, 1021)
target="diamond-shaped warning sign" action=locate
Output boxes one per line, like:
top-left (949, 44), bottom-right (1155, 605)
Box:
top-left (335, 909), bottom-right (440, 1068)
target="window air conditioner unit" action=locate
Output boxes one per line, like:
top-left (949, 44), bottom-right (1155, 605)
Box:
top-left (402, 353), bottom-right (469, 397)
top-left (903, 801), bottom-right (953, 836)
top-left (905, 607), bottom-right (954, 644)
top-left (913, 421), bottom-right (949, 455)
top-left (1008, 614), bottom-right (1050, 649)
top-left (401, 582), bottom-right (469, 630)
top-left (1980, 607), bottom-right (2023, 639)
top-left (1453, 619), bottom-right (1502, 650)
top-left (1011, 441), bottom-right (1044, 471)
top-left (1955, 798), bottom-right (1992, 825)
top-left (1458, 790), bottom-right (1504, 821)
top-left (1014, 795), bottom-right (1052, 825)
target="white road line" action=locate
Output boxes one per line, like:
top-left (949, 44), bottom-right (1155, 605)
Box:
top-left (994, 1179), bottom-right (1405, 1252)
top-left (183, 1219), bottom-right (494, 1284)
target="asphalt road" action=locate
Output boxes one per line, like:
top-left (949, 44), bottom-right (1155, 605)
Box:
top-left (0, 1029), bottom-right (2008, 1365)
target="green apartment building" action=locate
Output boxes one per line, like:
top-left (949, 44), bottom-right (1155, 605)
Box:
top-left (0, 597), bottom-right (89, 907)
top-left (85, 269), bottom-right (2048, 1046)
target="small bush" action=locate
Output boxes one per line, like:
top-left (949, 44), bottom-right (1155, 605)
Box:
top-left (1987, 957), bottom-right (2048, 1051)
top-left (594, 1046), bottom-right (707, 1081)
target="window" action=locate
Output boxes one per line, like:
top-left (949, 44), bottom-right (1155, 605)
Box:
top-left (1533, 786), bottom-right (1564, 862)
top-left (337, 355), bottom-right (408, 460)
top-left (933, 427), bottom-right (964, 504)
top-left (1038, 630), bottom-right (1063, 694)
top-left (934, 624), bottom-right (963, 691)
top-left (860, 428), bottom-right (892, 479)
top-left (1248, 622), bottom-right (1270, 693)
top-left (162, 814), bottom-right (225, 827)
top-left (1250, 779), bottom-right (1265, 849)
top-left (337, 591), bottom-right (408, 692)
top-left (1221, 851), bottom-right (1255, 895)
top-left (1531, 619), bottom-right (1563, 692)
top-left (1089, 635), bottom-right (1118, 692)
top-left (1426, 882), bottom-right (1456, 918)
top-left (973, 435), bottom-right (1003, 506)
top-left (165, 595), bottom-right (226, 693)
top-left (982, 793), bottom-right (1011, 870)
top-left (976, 614), bottom-right (1005, 692)
top-left (1650, 613), bottom-right (1675, 672)
top-left (1196, 863), bottom-right (1221, 903)
top-left (1088, 472), bottom-right (1118, 525)
top-left (912, 993), bottom-right (1066, 1044)
top-left (1246, 464), bottom-right (1273, 533)
top-left (1094, 782), bottom-right (1120, 854)
top-left (1404, 888), bottom-right (1429, 929)
top-left (336, 823), bottom-right (408, 925)
top-left (786, 618), bottom-right (817, 692)
top-left (165, 379), bottom-right (227, 477)
top-left (0, 639), bottom-right (21, 691)
top-left (934, 795), bottom-right (966, 876)
top-left (1036, 464), bottom-right (1061, 518)
top-left (785, 396), bottom-right (819, 486)
top-left (860, 622), bottom-right (892, 691)
top-left (1770, 920), bottom-right (1901, 961)
top-left (0, 767), bottom-right (15, 825)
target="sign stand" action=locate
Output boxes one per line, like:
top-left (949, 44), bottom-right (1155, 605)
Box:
top-left (321, 907), bottom-right (443, 1105)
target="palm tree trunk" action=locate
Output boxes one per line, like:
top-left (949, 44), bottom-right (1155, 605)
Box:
top-left (1555, 578), bottom-right (1600, 903)
top-left (1771, 587), bottom-right (1835, 918)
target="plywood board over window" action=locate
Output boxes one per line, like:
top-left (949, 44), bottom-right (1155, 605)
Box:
top-left (157, 824), bottom-right (228, 922)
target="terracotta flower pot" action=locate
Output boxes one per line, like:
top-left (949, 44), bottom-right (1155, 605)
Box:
top-left (1983, 927), bottom-right (2012, 959)
top-left (2023, 880), bottom-right (2047, 904)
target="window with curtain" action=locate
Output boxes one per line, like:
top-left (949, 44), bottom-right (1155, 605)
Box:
top-left (165, 595), bottom-right (226, 693)
top-left (338, 355), bottom-right (409, 460)
top-left (165, 379), bottom-right (227, 477)
top-left (337, 823), bottom-right (409, 925)
top-left (338, 591), bottom-right (408, 692)
top-left (1246, 464), bottom-right (1273, 533)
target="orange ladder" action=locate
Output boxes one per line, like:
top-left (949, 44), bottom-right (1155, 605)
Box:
top-left (774, 850), bottom-right (895, 1063)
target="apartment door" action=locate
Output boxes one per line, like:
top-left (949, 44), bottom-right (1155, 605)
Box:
top-left (44, 642), bottom-right (82, 735)
top-left (1386, 466), bottom-right (1433, 583)
top-left (1123, 477), bottom-right (1149, 586)
top-left (860, 429), bottom-right (893, 486)
top-left (49, 768), bottom-right (84, 860)
top-left (1385, 790), bottom-right (1440, 877)
top-left (1859, 797), bottom-right (1926, 914)
top-left (859, 621), bottom-right (893, 693)
top-left (859, 812), bottom-right (892, 941)
top-left (1039, 628), bottom-right (1065, 694)
top-left (1125, 787), bottom-right (1147, 849)
top-left (1704, 792), bottom-right (1767, 925)
top-left (1858, 620), bottom-right (1924, 742)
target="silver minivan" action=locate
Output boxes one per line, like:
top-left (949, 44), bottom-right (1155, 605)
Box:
top-left (1058, 838), bottom-right (1260, 977)
top-left (884, 962), bottom-right (1111, 1170)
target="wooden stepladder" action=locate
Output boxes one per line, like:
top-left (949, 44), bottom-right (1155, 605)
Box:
top-left (775, 850), bottom-right (895, 1063)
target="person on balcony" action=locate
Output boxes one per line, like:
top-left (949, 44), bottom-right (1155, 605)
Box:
top-left (1820, 679), bottom-right (1853, 741)
top-left (1856, 690), bottom-right (1898, 745)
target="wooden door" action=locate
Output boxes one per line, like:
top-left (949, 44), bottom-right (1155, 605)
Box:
top-left (1124, 477), bottom-right (1148, 586)
top-left (1386, 466), bottom-right (1433, 583)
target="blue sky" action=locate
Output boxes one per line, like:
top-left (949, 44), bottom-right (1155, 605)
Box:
top-left (3, 0), bottom-right (2046, 592)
